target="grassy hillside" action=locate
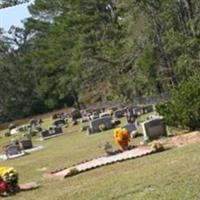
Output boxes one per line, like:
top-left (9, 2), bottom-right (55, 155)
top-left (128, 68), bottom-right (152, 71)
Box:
top-left (0, 117), bottom-right (200, 200)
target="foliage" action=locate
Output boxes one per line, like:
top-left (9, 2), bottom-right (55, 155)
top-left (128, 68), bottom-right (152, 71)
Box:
top-left (0, 167), bottom-right (18, 193)
top-left (0, 0), bottom-right (200, 123)
top-left (156, 74), bottom-right (200, 130)
top-left (1, 116), bottom-right (200, 199)
top-left (151, 142), bottom-right (165, 152)
top-left (67, 168), bottom-right (79, 177)
top-left (0, 0), bottom-right (30, 9)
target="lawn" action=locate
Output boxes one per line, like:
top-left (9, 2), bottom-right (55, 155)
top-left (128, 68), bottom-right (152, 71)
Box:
top-left (1, 116), bottom-right (200, 200)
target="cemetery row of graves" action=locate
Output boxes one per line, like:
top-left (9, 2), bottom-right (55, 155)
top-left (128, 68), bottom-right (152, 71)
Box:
top-left (0, 103), bottom-right (200, 198)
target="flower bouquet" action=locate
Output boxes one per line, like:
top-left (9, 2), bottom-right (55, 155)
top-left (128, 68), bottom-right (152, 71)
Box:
top-left (114, 128), bottom-right (130, 150)
top-left (0, 167), bottom-right (19, 196)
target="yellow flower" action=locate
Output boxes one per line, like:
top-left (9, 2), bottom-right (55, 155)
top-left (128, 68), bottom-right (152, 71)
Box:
top-left (114, 128), bottom-right (130, 150)
top-left (0, 167), bottom-right (17, 178)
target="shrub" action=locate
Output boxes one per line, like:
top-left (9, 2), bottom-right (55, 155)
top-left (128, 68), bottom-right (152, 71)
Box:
top-left (4, 131), bottom-right (11, 137)
top-left (151, 142), bottom-right (164, 152)
top-left (67, 168), bottom-right (79, 176)
top-left (156, 74), bottom-right (200, 130)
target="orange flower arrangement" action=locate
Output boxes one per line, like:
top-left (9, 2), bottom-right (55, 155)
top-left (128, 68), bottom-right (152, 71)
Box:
top-left (114, 128), bottom-right (130, 150)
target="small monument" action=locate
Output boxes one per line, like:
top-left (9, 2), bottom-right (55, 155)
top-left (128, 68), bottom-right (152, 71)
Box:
top-left (89, 116), bottom-right (112, 134)
top-left (52, 119), bottom-right (65, 127)
top-left (141, 118), bottom-right (167, 140)
top-left (40, 126), bottom-right (63, 140)
top-left (113, 109), bottom-right (126, 118)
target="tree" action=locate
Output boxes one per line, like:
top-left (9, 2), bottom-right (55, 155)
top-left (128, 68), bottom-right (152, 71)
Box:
top-left (156, 73), bottom-right (200, 130)
top-left (0, 0), bottom-right (30, 9)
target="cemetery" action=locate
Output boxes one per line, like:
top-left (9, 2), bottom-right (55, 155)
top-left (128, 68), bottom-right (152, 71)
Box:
top-left (0, 104), bottom-right (199, 199)
top-left (1, 0), bottom-right (200, 199)
top-left (0, 135), bottom-right (44, 161)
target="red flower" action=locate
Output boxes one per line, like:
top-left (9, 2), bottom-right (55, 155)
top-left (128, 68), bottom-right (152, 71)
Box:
top-left (0, 178), bottom-right (9, 193)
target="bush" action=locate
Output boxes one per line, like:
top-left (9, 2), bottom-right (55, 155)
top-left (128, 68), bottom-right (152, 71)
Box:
top-left (4, 131), bottom-right (11, 137)
top-left (156, 74), bottom-right (200, 130)
top-left (67, 168), bottom-right (79, 176)
top-left (151, 142), bottom-right (164, 152)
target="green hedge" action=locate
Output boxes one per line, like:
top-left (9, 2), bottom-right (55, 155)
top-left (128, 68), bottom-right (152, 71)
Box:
top-left (156, 74), bottom-right (200, 130)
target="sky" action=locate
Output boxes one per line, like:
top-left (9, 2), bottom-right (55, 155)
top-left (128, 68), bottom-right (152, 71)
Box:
top-left (0, 1), bottom-right (34, 31)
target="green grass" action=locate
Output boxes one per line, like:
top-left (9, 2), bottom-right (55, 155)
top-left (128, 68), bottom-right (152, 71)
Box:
top-left (1, 117), bottom-right (200, 200)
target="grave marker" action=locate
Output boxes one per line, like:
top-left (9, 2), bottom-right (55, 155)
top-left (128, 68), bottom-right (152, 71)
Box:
top-left (40, 127), bottom-right (63, 140)
top-left (113, 109), bottom-right (126, 118)
top-left (141, 118), bottom-right (167, 140)
top-left (89, 117), bottom-right (112, 134)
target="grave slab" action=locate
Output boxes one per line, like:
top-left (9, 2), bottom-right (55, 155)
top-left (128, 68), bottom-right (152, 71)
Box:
top-left (44, 146), bottom-right (154, 180)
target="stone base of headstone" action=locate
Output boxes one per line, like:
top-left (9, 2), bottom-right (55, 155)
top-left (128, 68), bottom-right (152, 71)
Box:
top-left (6, 152), bottom-right (26, 160)
top-left (24, 145), bottom-right (44, 153)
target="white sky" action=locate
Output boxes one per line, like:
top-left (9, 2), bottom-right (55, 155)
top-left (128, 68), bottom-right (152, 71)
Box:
top-left (0, 1), bottom-right (34, 31)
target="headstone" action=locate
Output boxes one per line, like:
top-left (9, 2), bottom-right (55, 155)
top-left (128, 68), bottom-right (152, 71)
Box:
top-left (52, 113), bottom-right (58, 119)
top-left (126, 113), bottom-right (136, 123)
top-left (4, 130), bottom-right (11, 137)
top-left (126, 106), bottom-right (138, 123)
top-left (40, 127), bottom-right (63, 140)
top-left (29, 118), bottom-right (37, 126)
top-left (113, 109), bottom-right (126, 118)
top-left (38, 118), bottom-right (43, 124)
top-left (90, 113), bottom-right (99, 120)
top-left (52, 119), bottom-right (65, 127)
top-left (4, 144), bottom-right (22, 156)
top-left (81, 116), bottom-right (90, 123)
top-left (36, 126), bottom-right (42, 132)
top-left (133, 107), bottom-right (143, 116)
top-left (89, 116), bottom-right (112, 134)
top-left (71, 109), bottom-right (82, 120)
top-left (142, 105), bottom-right (154, 114)
top-left (18, 125), bottom-right (28, 132)
top-left (141, 118), bottom-right (167, 140)
top-left (92, 108), bottom-right (101, 114)
top-left (20, 139), bottom-right (33, 150)
top-left (40, 130), bottom-right (50, 138)
top-left (72, 120), bottom-right (78, 126)
top-left (99, 112), bottom-right (110, 118)
top-left (123, 123), bottom-right (138, 138)
top-left (30, 124), bottom-right (37, 134)
top-left (10, 128), bottom-right (19, 135)
top-left (123, 123), bottom-right (137, 133)
top-left (54, 126), bottom-right (63, 134)
top-left (8, 123), bottom-right (16, 131)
